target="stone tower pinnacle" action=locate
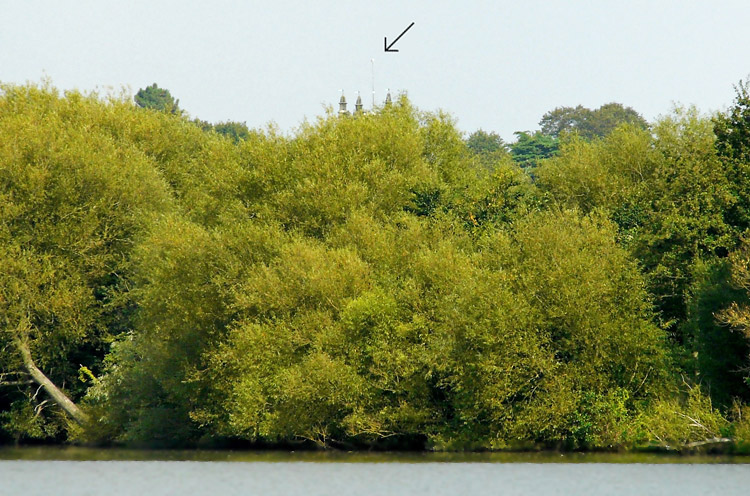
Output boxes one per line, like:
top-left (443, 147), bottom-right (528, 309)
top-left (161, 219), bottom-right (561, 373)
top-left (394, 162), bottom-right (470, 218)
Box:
top-left (339, 94), bottom-right (348, 114)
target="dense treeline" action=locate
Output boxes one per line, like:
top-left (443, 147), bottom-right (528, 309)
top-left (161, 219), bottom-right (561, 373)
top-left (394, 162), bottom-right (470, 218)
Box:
top-left (2, 81), bottom-right (750, 451)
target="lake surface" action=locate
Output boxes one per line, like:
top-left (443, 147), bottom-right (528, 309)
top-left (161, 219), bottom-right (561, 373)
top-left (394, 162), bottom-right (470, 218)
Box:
top-left (2, 447), bottom-right (750, 496)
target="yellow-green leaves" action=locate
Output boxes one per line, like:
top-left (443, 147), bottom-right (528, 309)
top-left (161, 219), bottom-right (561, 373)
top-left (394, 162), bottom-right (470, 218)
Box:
top-left (4, 82), bottom-right (724, 450)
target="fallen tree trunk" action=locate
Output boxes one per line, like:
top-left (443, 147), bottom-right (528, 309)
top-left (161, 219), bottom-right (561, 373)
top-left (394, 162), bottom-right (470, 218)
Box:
top-left (14, 338), bottom-right (89, 425)
top-left (683, 437), bottom-right (734, 449)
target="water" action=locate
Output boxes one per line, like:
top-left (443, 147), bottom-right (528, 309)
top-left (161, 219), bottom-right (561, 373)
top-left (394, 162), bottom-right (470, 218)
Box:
top-left (1, 447), bottom-right (750, 496)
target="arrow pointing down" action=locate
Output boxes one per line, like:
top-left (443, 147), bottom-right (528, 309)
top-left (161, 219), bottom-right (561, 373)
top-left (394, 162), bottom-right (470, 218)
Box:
top-left (385, 22), bottom-right (415, 52)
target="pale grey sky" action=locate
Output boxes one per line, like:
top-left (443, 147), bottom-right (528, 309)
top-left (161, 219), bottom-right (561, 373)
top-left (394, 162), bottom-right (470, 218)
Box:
top-left (2, 0), bottom-right (749, 141)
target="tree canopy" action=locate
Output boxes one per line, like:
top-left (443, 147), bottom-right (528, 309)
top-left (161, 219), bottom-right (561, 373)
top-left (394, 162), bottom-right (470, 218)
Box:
top-left (509, 131), bottom-right (559, 168)
top-left (3, 82), bottom-right (750, 452)
top-left (539, 102), bottom-right (648, 139)
top-left (134, 83), bottom-right (180, 114)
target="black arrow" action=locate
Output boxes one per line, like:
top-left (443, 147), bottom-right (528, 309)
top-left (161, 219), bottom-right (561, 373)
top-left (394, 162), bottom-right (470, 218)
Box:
top-left (384, 22), bottom-right (415, 52)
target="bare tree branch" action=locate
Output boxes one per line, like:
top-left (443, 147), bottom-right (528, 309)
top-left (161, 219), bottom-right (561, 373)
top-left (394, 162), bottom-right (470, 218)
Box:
top-left (13, 338), bottom-right (89, 425)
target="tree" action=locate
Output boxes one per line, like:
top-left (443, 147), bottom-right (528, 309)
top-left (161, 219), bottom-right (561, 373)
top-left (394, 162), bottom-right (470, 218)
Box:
top-left (714, 78), bottom-right (750, 232)
top-left (592, 103), bottom-right (649, 137)
top-left (466, 129), bottom-right (506, 155)
top-left (213, 121), bottom-right (251, 143)
top-left (540, 103), bottom-right (648, 140)
top-left (539, 105), bottom-right (588, 138)
top-left (536, 108), bottom-right (735, 334)
top-left (717, 238), bottom-right (750, 397)
top-left (534, 125), bottom-right (656, 215)
top-left (682, 259), bottom-right (750, 408)
top-left (188, 209), bottom-right (667, 450)
top-left (633, 108), bottom-right (735, 327)
top-left (3, 81), bottom-right (744, 450)
top-left (465, 129), bottom-right (508, 171)
top-left (0, 84), bottom-right (175, 440)
top-left (714, 79), bottom-right (750, 164)
top-left (509, 131), bottom-right (559, 168)
top-left (134, 83), bottom-right (180, 114)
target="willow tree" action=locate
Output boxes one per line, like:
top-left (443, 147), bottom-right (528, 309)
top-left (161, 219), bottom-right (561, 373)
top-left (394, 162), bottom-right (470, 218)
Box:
top-left (0, 84), bottom-right (176, 439)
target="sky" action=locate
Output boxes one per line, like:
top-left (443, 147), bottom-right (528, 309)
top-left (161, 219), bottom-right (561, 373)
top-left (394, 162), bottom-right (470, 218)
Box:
top-left (2, 0), bottom-right (749, 142)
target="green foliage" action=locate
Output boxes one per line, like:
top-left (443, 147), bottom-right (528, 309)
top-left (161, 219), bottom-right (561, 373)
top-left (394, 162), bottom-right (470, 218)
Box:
top-left (466, 129), bottom-right (508, 171)
top-left (534, 126), bottom-right (655, 214)
top-left (509, 131), bottom-right (558, 168)
top-left (79, 94), bottom-right (666, 449)
top-left (714, 79), bottom-right (750, 164)
top-left (537, 109), bottom-right (735, 329)
top-left (0, 83), bottom-right (176, 440)
top-left (730, 404), bottom-right (750, 453)
top-left (182, 209), bottom-right (666, 450)
top-left (633, 385), bottom-right (730, 449)
top-left (540, 102), bottom-right (648, 139)
top-left (213, 121), bottom-right (251, 143)
top-left (449, 161), bottom-right (540, 231)
top-left (681, 260), bottom-right (750, 408)
top-left (1, 400), bottom-right (62, 441)
top-left (134, 83), bottom-right (180, 114)
top-left (466, 129), bottom-right (506, 155)
top-left (714, 78), bottom-right (750, 232)
top-left (633, 108), bottom-right (735, 325)
top-left (716, 237), bottom-right (750, 404)
top-left (6, 80), bottom-right (750, 452)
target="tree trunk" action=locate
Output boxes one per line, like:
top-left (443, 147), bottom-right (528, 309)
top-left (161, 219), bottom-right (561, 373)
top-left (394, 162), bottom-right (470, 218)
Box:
top-left (14, 338), bottom-right (89, 425)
